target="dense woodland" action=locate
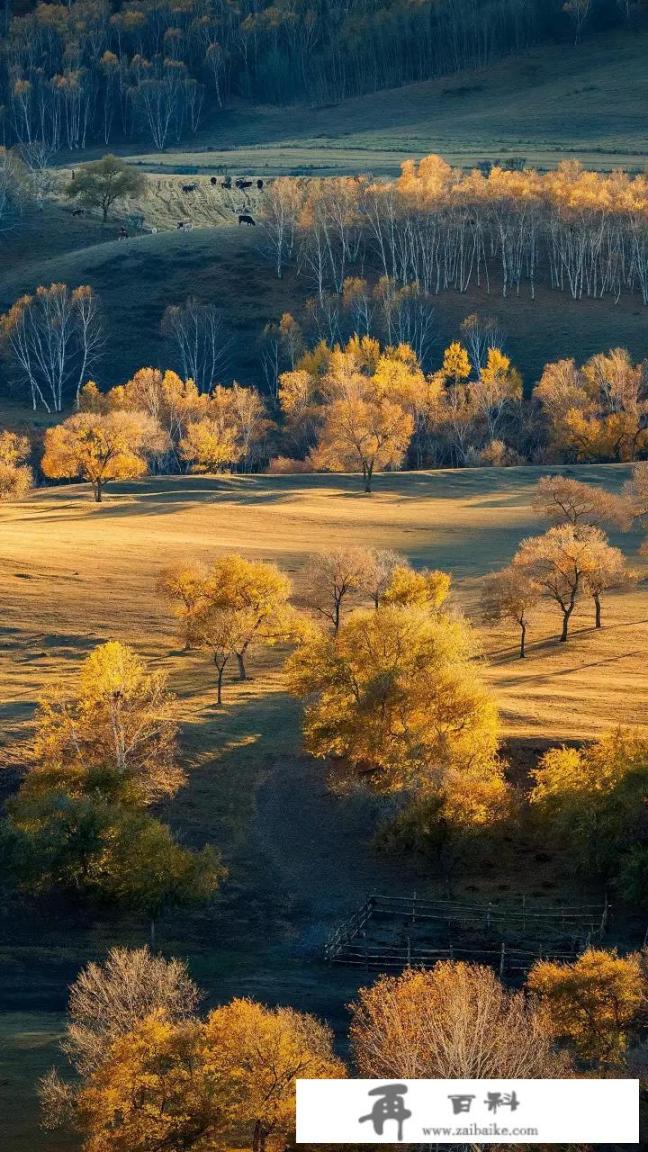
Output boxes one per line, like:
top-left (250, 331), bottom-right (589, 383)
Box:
top-left (1, 0), bottom-right (648, 152)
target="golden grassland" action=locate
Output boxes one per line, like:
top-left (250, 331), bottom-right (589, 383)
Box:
top-left (1, 467), bottom-right (646, 752)
top-left (0, 465), bottom-right (647, 1149)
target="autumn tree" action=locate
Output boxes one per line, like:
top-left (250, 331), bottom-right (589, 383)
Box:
top-left (583, 536), bottom-right (635, 628)
top-left (44, 994), bottom-right (343, 1152)
top-left (66, 154), bottom-right (145, 222)
top-left (527, 948), bottom-right (646, 1067)
top-left (62, 947), bottom-right (201, 1075)
top-left (302, 547), bottom-right (370, 631)
top-left (350, 962), bottom-right (568, 1079)
top-left (442, 341), bottom-right (471, 386)
top-left (481, 565), bottom-right (539, 658)
top-left (0, 429), bottom-right (32, 499)
top-left (159, 555), bottom-right (295, 697)
top-left (534, 350), bottom-right (648, 463)
top-left (530, 727), bottom-right (648, 879)
top-left (380, 564), bottom-right (451, 610)
top-left (360, 548), bottom-right (402, 607)
top-left (42, 409), bottom-right (164, 501)
top-left (288, 605), bottom-right (504, 827)
top-left (312, 385), bottom-right (413, 492)
top-left (533, 474), bottom-right (630, 530)
top-left (156, 563), bottom-right (208, 647)
top-left (180, 385), bottom-right (271, 474)
top-left (27, 640), bottom-right (183, 806)
top-left (513, 524), bottom-right (623, 641)
top-left (1, 283), bottom-right (103, 411)
top-left (281, 338), bottom-right (416, 492)
top-left (82, 369), bottom-right (206, 472)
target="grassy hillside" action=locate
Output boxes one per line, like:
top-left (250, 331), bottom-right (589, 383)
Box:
top-left (126, 30), bottom-right (648, 175)
top-left (2, 205), bottom-right (648, 396)
top-left (1, 466), bottom-right (647, 1148)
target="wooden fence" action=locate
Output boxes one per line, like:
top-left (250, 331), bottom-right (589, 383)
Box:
top-left (324, 892), bottom-right (607, 973)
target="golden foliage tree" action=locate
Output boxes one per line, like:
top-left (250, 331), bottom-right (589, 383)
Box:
top-left (302, 546), bottom-right (370, 631)
top-left (442, 341), bottom-right (471, 385)
top-left (42, 410), bottom-right (164, 501)
top-left (47, 997), bottom-right (343, 1152)
top-left (350, 963), bottom-right (568, 1079)
top-left (534, 349), bottom-right (648, 463)
top-left (278, 338), bottom-right (417, 491)
top-left (179, 384), bottom-right (271, 474)
top-left (481, 565), bottom-right (539, 658)
top-left (380, 564), bottom-right (451, 610)
top-left (530, 727), bottom-right (648, 877)
top-left (0, 429), bottom-right (32, 499)
top-left (513, 523), bottom-right (626, 641)
top-left (533, 474), bottom-right (630, 530)
top-left (288, 604), bottom-right (502, 811)
top-left (158, 555), bottom-right (295, 698)
top-left (28, 640), bottom-right (183, 806)
top-left (527, 948), bottom-right (646, 1067)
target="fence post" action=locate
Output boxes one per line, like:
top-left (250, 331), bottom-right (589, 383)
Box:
top-left (499, 942), bottom-right (506, 978)
top-left (362, 930), bottom-right (368, 971)
top-left (406, 933), bottom-right (412, 967)
top-left (412, 891), bottom-right (417, 924)
top-left (522, 894), bottom-right (526, 932)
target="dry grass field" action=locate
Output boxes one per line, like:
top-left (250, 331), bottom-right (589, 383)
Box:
top-left (0, 468), bottom-right (646, 1147)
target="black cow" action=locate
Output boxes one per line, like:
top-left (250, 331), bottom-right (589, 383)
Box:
top-left (182, 183), bottom-right (197, 193)
top-left (257, 178), bottom-right (264, 190)
top-left (72, 207), bottom-right (85, 217)
top-left (210, 176), bottom-right (218, 186)
top-left (238, 214), bottom-right (256, 226)
top-left (235, 179), bottom-right (253, 190)
top-left (222, 177), bottom-right (232, 189)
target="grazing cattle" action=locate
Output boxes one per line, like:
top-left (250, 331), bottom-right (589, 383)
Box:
top-left (235, 178), bottom-right (253, 190)
top-left (72, 208), bottom-right (84, 217)
top-left (210, 176), bottom-right (218, 186)
top-left (222, 177), bottom-right (232, 189)
top-left (176, 221), bottom-right (193, 231)
top-left (182, 183), bottom-right (197, 193)
top-left (118, 226), bottom-right (128, 240)
top-left (257, 178), bottom-right (264, 189)
top-left (238, 214), bottom-right (256, 226)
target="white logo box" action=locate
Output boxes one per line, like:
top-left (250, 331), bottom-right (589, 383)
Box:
top-left (296, 1078), bottom-right (640, 1144)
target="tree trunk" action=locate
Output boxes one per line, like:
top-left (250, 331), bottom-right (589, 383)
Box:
top-left (93, 479), bottom-right (103, 503)
top-left (560, 607), bottom-right (572, 643)
top-left (594, 592), bottom-right (602, 629)
top-left (149, 918), bottom-right (156, 951)
top-left (216, 658), bottom-right (225, 704)
top-left (519, 620), bottom-right (526, 659)
top-left (236, 651), bottom-right (247, 680)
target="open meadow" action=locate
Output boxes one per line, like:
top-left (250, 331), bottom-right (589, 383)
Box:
top-left (1, 466), bottom-right (647, 1148)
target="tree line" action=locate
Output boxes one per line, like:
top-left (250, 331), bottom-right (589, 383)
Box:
top-left (39, 941), bottom-right (646, 1149)
top-left (1, 321), bottom-right (648, 485)
top-left (262, 158), bottom-right (648, 306)
top-left (1, 1), bottom-right (641, 155)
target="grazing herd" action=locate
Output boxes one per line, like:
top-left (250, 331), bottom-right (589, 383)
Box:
top-left (67, 171), bottom-right (263, 235)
